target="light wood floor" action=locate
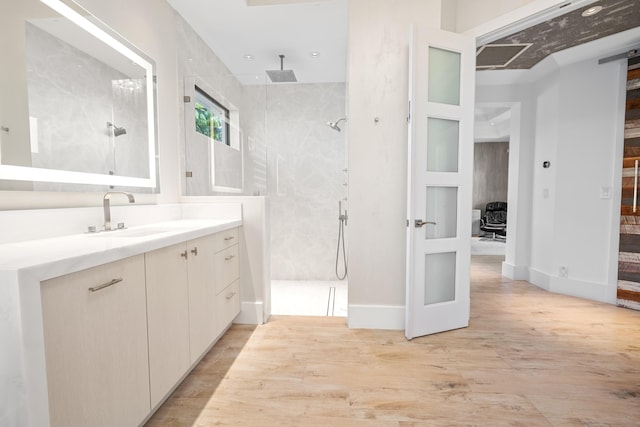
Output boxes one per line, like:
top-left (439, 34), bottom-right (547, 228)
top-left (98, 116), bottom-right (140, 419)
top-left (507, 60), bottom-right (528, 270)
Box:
top-left (145, 256), bottom-right (640, 426)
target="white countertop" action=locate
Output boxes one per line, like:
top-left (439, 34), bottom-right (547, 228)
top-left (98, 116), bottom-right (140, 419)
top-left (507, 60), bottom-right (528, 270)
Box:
top-left (0, 218), bottom-right (241, 281)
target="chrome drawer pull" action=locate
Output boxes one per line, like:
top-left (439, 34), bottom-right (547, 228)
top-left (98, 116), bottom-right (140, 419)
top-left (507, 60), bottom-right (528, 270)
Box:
top-left (180, 250), bottom-right (188, 259)
top-left (225, 255), bottom-right (235, 261)
top-left (223, 236), bottom-right (235, 241)
top-left (225, 292), bottom-right (236, 300)
top-left (89, 278), bottom-right (123, 292)
top-left (191, 247), bottom-right (198, 256)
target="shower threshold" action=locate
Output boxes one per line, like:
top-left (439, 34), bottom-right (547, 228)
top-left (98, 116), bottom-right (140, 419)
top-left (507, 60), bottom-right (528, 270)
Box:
top-left (271, 280), bottom-right (347, 317)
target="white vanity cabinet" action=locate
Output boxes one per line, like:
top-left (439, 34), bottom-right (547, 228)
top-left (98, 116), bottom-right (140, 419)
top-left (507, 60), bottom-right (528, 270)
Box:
top-left (186, 235), bottom-right (219, 365)
top-left (214, 229), bottom-right (241, 336)
top-left (144, 227), bottom-right (241, 408)
top-left (144, 243), bottom-right (192, 408)
top-left (40, 255), bottom-right (151, 427)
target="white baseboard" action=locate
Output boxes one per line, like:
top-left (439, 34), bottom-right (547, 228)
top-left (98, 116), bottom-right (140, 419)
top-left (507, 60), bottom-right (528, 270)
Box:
top-left (348, 304), bottom-right (405, 330)
top-left (549, 276), bottom-right (614, 304)
top-left (234, 301), bottom-right (264, 325)
top-left (528, 268), bottom-right (614, 304)
top-left (502, 261), bottom-right (529, 280)
top-left (528, 268), bottom-right (551, 291)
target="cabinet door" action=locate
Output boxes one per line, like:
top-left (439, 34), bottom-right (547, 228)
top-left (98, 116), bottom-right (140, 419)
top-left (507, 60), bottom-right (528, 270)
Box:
top-left (145, 243), bottom-right (191, 408)
top-left (41, 255), bottom-right (150, 427)
top-left (187, 234), bottom-right (217, 363)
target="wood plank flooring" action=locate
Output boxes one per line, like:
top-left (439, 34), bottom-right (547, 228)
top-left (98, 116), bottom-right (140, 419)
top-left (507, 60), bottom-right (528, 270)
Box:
top-left (145, 256), bottom-right (640, 426)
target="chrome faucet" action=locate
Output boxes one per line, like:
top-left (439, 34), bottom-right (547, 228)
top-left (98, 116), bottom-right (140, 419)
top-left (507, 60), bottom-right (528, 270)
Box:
top-left (103, 191), bottom-right (135, 231)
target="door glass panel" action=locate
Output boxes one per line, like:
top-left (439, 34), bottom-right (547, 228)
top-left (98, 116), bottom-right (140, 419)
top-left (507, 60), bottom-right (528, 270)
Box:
top-left (424, 252), bottom-right (456, 305)
top-left (427, 118), bottom-right (459, 172)
top-left (425, 186), bottom-right (457, 239)
top-left (428, 47), bottom-right (461, 106)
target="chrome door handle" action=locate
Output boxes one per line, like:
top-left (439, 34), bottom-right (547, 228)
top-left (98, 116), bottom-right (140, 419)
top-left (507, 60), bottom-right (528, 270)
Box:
top-left (415, 219), bottom-right (436, 228)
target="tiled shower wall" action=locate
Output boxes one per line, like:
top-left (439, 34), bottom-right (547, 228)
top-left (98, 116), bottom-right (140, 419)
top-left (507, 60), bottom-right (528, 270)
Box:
top-left (267, 83), bottom-right (347, 280)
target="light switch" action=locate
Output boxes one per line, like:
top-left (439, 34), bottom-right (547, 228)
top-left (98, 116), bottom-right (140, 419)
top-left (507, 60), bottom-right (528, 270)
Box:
top-left (600, 186), bottom-right (611, 199)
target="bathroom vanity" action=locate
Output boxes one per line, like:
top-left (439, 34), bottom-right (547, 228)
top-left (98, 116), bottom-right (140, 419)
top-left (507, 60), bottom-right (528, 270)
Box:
top-left (0, 215), bottom-right (243, 426)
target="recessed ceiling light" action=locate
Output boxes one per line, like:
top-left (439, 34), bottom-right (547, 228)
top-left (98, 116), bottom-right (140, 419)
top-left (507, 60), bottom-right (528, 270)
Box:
top-left (581, 5), bottom-right (602, 17)
top-left (310, 51), bottom-right (320, 58)
top-left (243, 54), bottom-right (255, 61)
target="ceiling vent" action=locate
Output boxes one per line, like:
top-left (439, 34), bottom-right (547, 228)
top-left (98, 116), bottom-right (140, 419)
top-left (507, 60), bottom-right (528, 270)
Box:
top-left (476, 44), bottom-right (532, 69)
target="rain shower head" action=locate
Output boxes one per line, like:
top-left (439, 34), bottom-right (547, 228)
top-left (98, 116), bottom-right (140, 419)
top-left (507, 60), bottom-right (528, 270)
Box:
top-left (107, 121), bottom-right (127, 137)
top-left (327, 117), bottom-right (346, 132)
top-left (266, 54), bottom-right (297, 83)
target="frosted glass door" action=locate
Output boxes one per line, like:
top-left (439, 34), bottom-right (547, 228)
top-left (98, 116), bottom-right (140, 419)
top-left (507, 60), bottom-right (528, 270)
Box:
top-left (405, 26), bottom-right (474, 340)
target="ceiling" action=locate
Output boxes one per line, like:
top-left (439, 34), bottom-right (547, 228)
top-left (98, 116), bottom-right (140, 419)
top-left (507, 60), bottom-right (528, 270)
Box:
top-left (167, 0), bottom-right (640, 86)
top-left (477, 0), bottom-right (640, 70)
top-left (166, 0), bottom-right (348, 85)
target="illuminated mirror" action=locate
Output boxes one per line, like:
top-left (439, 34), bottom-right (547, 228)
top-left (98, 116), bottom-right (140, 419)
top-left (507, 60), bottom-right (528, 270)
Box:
top-left (0, 0), bottom-right (158, 191)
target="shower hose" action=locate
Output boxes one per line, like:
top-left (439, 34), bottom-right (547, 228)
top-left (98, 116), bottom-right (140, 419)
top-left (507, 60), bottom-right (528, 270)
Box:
top-left (335, 215), bottom-right (347, 280)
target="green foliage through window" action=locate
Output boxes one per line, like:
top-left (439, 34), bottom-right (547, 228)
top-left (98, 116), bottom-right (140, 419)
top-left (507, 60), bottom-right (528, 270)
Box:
top-left (194, 87), bottom-right (229, 146)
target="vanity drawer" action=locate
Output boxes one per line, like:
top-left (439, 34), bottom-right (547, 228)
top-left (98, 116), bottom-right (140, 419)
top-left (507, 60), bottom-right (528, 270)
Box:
top-left (213, 227), bottom-right (238, 252)
top-left (216, 280), bottom-right (240, 329)
top-left (215, 245), bottom-right (240, 294)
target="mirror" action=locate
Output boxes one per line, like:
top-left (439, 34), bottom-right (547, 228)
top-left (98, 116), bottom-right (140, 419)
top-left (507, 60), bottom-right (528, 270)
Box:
top-left (0, 0), bottom-right (158, 191)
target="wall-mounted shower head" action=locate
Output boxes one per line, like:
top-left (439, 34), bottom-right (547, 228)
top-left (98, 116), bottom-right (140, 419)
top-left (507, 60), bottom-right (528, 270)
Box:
top-left (107, 121), bottom-right (127, 137)
top-left (327, 117), bottom-right (346, 132)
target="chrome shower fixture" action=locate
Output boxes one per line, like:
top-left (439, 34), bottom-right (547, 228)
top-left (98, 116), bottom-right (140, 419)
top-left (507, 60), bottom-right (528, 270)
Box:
top-left (327, 117), bottom-right (346, 132)
top-left (107, 121), bottom-right (127, 137)
top-left (266, 54), bottom-right (297, 83)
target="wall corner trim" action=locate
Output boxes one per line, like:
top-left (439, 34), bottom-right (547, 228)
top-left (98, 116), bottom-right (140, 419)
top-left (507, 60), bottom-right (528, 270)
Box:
top-left (234, 301), bottom-right (264, 325)
top-left (502, 261), bottom-right (529, 280)
top-left (348, 304), bottom-right (405, 330)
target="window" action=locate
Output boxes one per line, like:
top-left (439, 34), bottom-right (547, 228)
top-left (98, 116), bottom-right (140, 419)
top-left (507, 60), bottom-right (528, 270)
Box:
top-left (194, 86), bottom-right (230, 146)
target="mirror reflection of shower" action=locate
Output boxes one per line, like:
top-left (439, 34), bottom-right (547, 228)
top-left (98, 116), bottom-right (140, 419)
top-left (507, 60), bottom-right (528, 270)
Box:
top-left (327, 117), bottom-right (346, 132)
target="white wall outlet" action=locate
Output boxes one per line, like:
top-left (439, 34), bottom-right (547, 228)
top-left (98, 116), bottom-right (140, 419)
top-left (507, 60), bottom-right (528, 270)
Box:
top-left (600, 186), bottom-right (611, 199)
top-left (559, 265), bottom-right (568, 278)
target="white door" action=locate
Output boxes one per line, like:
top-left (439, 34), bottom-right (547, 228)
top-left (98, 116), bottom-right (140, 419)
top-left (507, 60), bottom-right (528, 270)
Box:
top-left (405, 26), bottom-right (475, 340)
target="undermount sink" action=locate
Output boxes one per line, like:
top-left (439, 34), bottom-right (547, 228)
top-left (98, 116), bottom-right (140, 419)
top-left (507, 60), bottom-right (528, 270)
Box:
top-left (95, 227), bottom-right (174, 238)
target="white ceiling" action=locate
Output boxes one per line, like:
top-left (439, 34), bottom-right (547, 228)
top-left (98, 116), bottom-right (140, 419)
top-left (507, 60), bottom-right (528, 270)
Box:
top-left (166, 0), bottom-right (348, 85)
top-left (167, 0), bottom-right (640, 140)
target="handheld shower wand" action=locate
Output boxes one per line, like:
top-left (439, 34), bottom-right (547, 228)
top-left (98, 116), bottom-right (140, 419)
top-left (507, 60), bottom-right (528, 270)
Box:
top-left (327, 117), bottom-right (347, 132)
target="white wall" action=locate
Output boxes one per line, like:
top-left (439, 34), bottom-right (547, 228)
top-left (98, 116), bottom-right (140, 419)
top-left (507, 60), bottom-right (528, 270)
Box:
top-left (453, 0), bottom-right (538, 32)
top-left (347, 0), bottom-right (441, 329)
top-left (479, 53), bottom-right (626, 303)
top-left (529, 57), bottom-right (626, 302)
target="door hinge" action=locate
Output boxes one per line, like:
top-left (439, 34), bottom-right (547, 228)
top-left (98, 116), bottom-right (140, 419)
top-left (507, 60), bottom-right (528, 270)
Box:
top-left (184, 95), bottom-right (191, 103)
top-left (407, 100), bottom-right (411, 123)
top-left (185, 171), bottom-right (193, 178)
